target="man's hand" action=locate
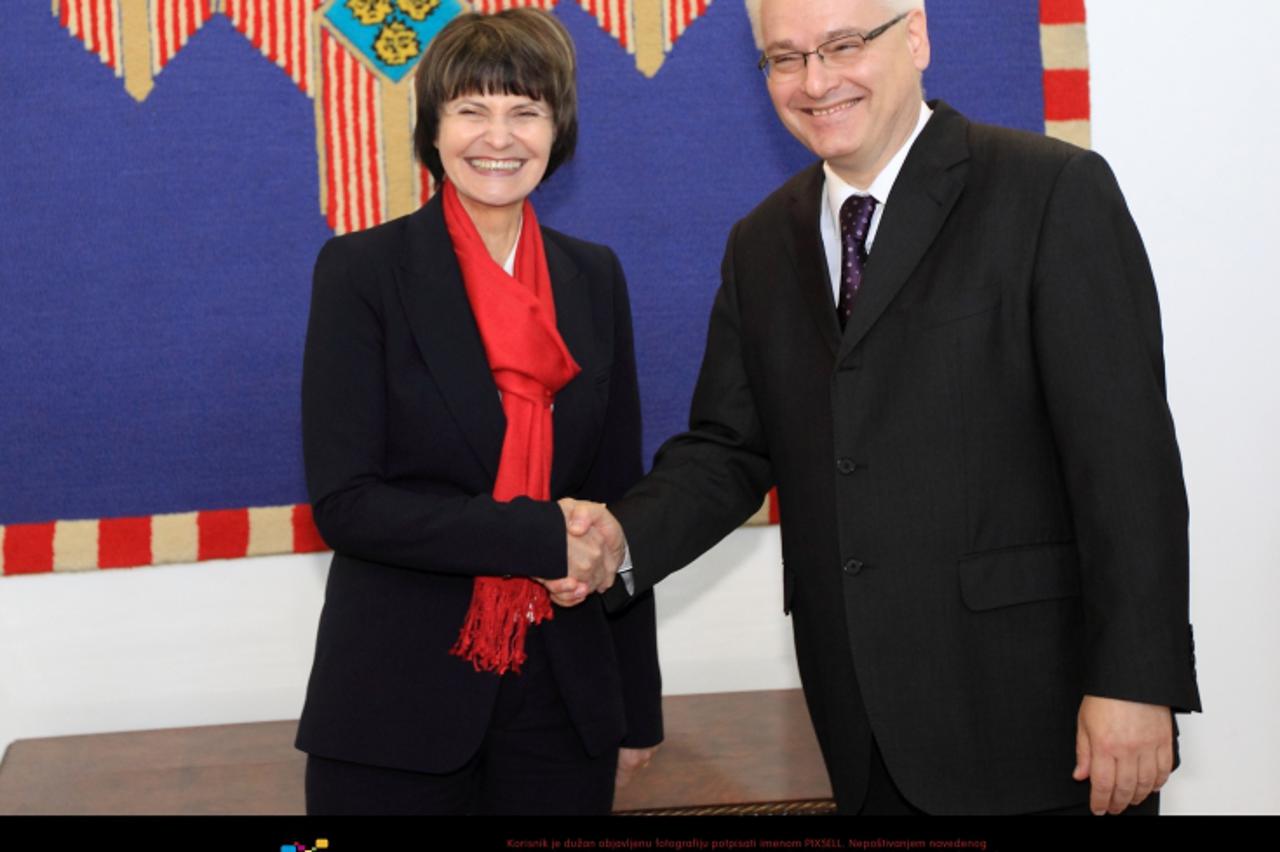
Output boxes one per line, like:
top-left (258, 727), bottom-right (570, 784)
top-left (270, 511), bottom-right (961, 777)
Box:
top-left (616, 746), bottom-right (658, 790)
top-left (1073, 695), bottom-right (1174, 815)
top-left (553, 498), bottom-right (625, 600)
top-left (561, 499), bottom-right (627, 556)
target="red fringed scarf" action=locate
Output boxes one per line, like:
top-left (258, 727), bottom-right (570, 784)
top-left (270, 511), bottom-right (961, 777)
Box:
top-left (442, 180), bottom-right (581, 675)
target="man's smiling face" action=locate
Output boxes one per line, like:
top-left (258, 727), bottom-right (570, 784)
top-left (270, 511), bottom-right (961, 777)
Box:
top-left (759, 0), bottom-right (930, 187)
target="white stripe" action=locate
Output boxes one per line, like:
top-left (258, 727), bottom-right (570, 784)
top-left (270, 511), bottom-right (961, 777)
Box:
top-left (246, 0), bottom-right (255, 43)
top-left (149, 0), bottom-right (162, 74)
top-left (67, 0), bottom-right (80, 37)
top-left (94, 0), bottom-right (109, 61)
top-left (247, 506), bottom-right (293, 556)
top-left (356, 64), bottom-right (374, 229)
top-left (373, 71), bottom-right (386, 223)
top-left (305, 0), bottom-right (315, 95)
top-left (263, 0), bottom-right (274, 60)
top-left (610, 0), bottom-right (622, 40)
top-left (408, 80), bottom-right (425, 206)
top-left (151, 512), bottom-right (198, 565)
top-left (53, 519), bottom-right (100, 573)
top-left (113, 0), bottom-right (125, 75)
top-left (289, 0), bottom-right (301, 83)
top-left (275, 0), bottom-right (286, 67)
top-left (325, 36), bottom-right (339, 229)
top-left (327, 38), bottom-right (346, 233)
top-left (258, 0), bottom-right (268, 58)
top-left (177, 0), bottom-right (189, 48)
top-left (343, 51), bottom-right (358, 231)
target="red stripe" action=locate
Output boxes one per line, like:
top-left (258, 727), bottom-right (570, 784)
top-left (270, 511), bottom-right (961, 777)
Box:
top-left (1040, 0), bottom-right (1086, 25)
top-left (197, 509), bottom-right (250, 561)
top-left (156, 0), bottom-right (167, 65)
top-left (342, 53), bottom-right (357, 233)
top-left (4, 522), bottom-right (56, 575)
top-left (105, 0), bottom-right (116, 68)
top-left (354, 62), bottom-right (368, 231)
top-left (203, 0), bottom-right (211, 21)
top-left (601, 1), bottom-right (610, 38)
top-left (617, 0), bottom-right (627, 48)
top-left (668, 0), bottom-right (676, 44)
top-left (335, 46), bottom-right (346, 232)
top-left (1043, 69), bottom-right (1089, 121)
top-left (86, 0), bottom-right (100, 55)
top-left (189, 0), bottom-right (199, 41)
top-left (282, 0), bottom-right (292, 81)
top-left (292, 505), bottom-right (329, 552)
top-left (253, 0), bottom-right (263, 48)
top-left (323, 36), bottom-right (337, 229)
top-left (276, 0), bottom-right (285, 61)
top-left (366, 71), bottom-right (381, 226)
top-left (269, 0), bottom-right (279, 61)
top-left (332, 38), bottom-right (343, 231)
top-left (297, 0), bottom-right (308, 91)
top-left (767, 488), bottom-right (780, 525)
top-left (420, 164), bottom-right (432, 205)
top-left (60, 0), bottom-right (69, 28)
top-left (99, 516), bottom-right (152, 569)
top-left (338, 42), bottom-right (352, 233)
top-left (170, 0), bottom-right (180, 58)
top-left (352, 57), bottom-right (364, 232)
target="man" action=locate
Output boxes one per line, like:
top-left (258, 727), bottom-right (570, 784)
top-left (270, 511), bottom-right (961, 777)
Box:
top-left (556, 0), bottom-right (1200, 815)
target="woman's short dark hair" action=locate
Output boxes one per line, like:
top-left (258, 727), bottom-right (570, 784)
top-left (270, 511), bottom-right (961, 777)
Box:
top-left (413, 8), bottom-right (578, 184)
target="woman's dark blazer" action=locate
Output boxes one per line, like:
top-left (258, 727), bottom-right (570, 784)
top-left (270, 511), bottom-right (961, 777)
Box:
top-left (294, 192), bottom-right (663, 774)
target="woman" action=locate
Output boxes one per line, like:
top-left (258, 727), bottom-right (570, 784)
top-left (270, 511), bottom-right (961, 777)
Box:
top-left (295, 9), bottom-right (661, 815)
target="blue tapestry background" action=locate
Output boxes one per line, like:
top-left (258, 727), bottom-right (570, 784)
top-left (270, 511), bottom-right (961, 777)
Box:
top-left (0, 2), bottom-right (1042, 527)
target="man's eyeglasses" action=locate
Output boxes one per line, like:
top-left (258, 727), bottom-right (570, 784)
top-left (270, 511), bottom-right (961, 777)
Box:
top-left (757, 12), bottom-right (909, 79)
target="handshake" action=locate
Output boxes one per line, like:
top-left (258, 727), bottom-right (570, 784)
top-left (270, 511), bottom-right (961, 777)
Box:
top-left (535, 498), bottom-right (627, 608)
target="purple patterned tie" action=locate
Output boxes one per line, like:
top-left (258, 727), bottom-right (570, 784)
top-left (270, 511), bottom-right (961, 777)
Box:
top-left (837, 194), bottom-right (878, 329)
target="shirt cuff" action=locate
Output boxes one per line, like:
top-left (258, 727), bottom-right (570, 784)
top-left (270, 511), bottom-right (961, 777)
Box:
top-left (618, 543), bottom-right (634, 596)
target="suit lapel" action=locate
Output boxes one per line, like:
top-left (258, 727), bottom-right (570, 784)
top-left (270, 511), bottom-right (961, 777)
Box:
top-left (837, 101), bottom-right (970, 364)
top-left (786, 163), bottom-right (842, 358)
top-left (544, 233), bottom-right (601, 496)
top-left (395, 196), bottom-right (506, 479)
top-left (395, 198), bottom-right (602, 491)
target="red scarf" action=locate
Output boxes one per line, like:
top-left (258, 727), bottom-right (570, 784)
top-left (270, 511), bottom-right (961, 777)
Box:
top-left (442, 180), bottom-right (581, 675)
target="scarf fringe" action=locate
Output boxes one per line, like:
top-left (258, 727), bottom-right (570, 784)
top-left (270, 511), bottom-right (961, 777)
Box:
top-left (451, 578), bottom-right (555, 674)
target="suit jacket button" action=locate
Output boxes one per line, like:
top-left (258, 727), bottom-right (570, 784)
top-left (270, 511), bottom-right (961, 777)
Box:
top-left (842, 558), bottom-right (864, 576)
top-left (836, 458), bottom-right (857, 474)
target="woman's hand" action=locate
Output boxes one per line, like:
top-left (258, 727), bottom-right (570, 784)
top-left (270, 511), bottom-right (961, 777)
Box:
top-left (534, 574), bottom-right (589, 607)
top-left (616, 746), bottom-right (658, 790)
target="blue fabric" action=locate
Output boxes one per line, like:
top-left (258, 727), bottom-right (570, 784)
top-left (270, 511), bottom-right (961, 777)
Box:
top-left (0, 1), bottom-right (1042, 527)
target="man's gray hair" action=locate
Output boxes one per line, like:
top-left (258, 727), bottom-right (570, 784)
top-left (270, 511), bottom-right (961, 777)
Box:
top-left (744, 0), bottom-right (924, 50)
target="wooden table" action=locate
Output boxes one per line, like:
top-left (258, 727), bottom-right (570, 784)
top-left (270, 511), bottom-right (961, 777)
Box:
top-left (0, 689), bottom-right (834, 815)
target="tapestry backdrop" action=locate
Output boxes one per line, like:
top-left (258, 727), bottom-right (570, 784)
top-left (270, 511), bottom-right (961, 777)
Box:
top-left (0, 0), bottom-right (1090, 575)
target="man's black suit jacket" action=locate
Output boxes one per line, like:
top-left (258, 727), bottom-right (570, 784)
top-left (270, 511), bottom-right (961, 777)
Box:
top-left (295, 194), bottom-right (662, 775)
top-left (608, 101), bottom-right (1200, 813)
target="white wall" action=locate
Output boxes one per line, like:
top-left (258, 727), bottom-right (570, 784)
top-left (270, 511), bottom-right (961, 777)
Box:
top-left (2, 0), bottom-right (1277, 814)
top-left (1087, 0), bottom-right (1280, 816)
